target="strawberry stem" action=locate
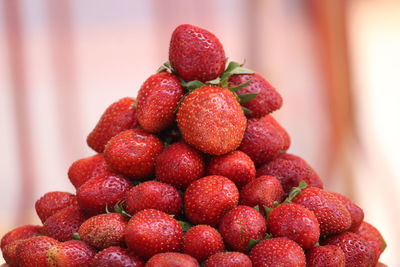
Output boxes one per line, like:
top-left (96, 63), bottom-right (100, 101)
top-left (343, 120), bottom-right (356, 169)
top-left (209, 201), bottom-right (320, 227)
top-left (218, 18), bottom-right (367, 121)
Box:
top-left (284, 181), bottom-right (308, 203)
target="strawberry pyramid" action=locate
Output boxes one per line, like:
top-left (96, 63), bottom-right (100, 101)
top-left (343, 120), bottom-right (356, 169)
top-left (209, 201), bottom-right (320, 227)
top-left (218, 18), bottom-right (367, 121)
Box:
top-left (1, 24), bottom-right (386, 267)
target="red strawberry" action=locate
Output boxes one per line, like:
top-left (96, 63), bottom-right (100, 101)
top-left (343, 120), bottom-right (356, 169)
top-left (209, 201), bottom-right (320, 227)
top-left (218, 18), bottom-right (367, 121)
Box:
top-left (331, 192), bottom-right (364, 232)
top-left (219, 205), bottom-right (266, 252)
top-left (239, 115), bottom-right (290, 166)
top-left (182, 225), bottom-right (224, 262)
top-left (78, 213), bottom-right (128, 249)
top-left (125, 180), bottom-right (182, 216)
top-left (204, 252), bottom-right (252, 267)
top-left (169, 24), bottom-right (226, 82)
top-left (1, 225), bottom-right (41, 249)
top-left (323, 232), bottom-right (375, 267)
top-left (266, 203), bottom-right (320, 249)
top-left (207, 150), bottom-right (256, 188)
top-left (46, 240), bottom-right (96, 267)
top-left (249, 237), bottom-right (306, 267)
top-left (87, 97), bottom-right (138, 153)
top-left (306, 245), bottom-right (346, 267)
top-left (125, 209), bottom-right (183, 259)
top-left (41, 204), bottom-right (87, 242)
top-left (292, 187), bottom-right (352, 235)
top-left (184, 175), bottom-right (239, 226)
top-left (156, 142), bottom-right (205, 189)
top-left (35, 191), bottom-right (77, 223)
top-left (16, 236), bottom-right (59, 267)
top-left (2, 240), bottom-right (25, 267)
top-left (239, 175), bottom-right (284, 209)
top-left (76, 172), bottom-right (131, 215)
top-left (257, 153), bottom-right (323, 193)
top-left (146, 252), bottom-right (200, 267)
top-left (68, 153), bottom-right (112, 189)
top-left (136, 72), bottom-right (184, 133)
top-left (355, 221), bottom-right (386, 264)
top-left (104, 128), bottom-right (163, 179)
top-left (90, 246), bottom-right (144, 267)
top-left (177, 86), bottom-right (246, 155)
top-left (228, 73), bottom-right (282, 118)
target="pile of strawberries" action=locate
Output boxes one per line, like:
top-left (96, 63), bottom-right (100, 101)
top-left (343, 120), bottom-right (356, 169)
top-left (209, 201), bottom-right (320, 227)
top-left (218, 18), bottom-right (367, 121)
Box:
top-left (1, 24), bottom-right (386, 267)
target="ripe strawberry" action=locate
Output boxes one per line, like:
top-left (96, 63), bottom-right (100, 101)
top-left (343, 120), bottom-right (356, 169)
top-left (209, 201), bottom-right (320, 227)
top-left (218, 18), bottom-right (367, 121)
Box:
top-left (136, 72), bottom-right (184, 133)
top-left (125, 209), bottom-right (183, 259)
top-left (1, 225), bottom-right (42, 249)
top-left (323, 232), bottom-right (375, 267)
top-left (169, 24), bottom-right (226, 82)
top-left (35, 191), bottom-right (77, 223)
top-left (16, 236), bottom-right (59, 267)
top-left (204, 252), bottom-right (252, 267)
top-left (239, 115), bottom-right (290, 166)
top-left (146, 252), bottom-right (200, 267)
top-left (76, 172), bottom-right (131, 215)
top-left (306, 245), bottom-right (346, 267)
top-left (266, 203), bottom-right (320, 249)
top-left (207, 150), bottom-right (256, 188)
top-left (239, 175), bottom-right (284, 209)
top-left (104, 128), bottom-right (163, 179)
top-left (182, 225), bottom-right (224, 262)
top-left (331, 192), bottom-right (364, 232)
top-left (2, 239), bottom-right (24, 267)
top-left (257, 153), bottom-right (323, 193)
top-left (87, 97), bottom-right (138, 153)
top-left (292, 187), bottom-right (352, 235)
top-left (156, 142), bottom-right (205, 189)
top-left (177, 85), bottom-right (246, 155)
top-left (219, 205), bottom-right (266, 252)
top-left (249, 237), bottom-right (306, 267)
top-left (46, 240), bottom-right (96, 267)
top-left (90, 246), bottom-right (144, 267)
top-left (228, 73), bottom-right (282, 118)
top-left (125, 180), bottom-right (182, 216)
top-left (355, 221), bottom-right (386, 264)
top-left (184, 175), bottom-right (239, 226)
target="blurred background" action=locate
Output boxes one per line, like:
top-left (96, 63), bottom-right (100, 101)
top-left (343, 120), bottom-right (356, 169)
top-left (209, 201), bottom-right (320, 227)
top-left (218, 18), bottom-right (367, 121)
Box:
top-left (0, 0), bottom-right (399, 265)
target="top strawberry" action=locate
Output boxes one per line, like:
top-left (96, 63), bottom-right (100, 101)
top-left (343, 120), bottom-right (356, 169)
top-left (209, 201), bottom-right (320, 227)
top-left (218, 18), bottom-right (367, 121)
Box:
top-left (169, 24), bottom-right (226, 82)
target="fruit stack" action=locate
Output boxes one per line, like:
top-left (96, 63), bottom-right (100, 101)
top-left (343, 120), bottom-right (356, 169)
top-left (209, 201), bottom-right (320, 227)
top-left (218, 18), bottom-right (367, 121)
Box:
top-left (1, 24), bottom-right (386, 267)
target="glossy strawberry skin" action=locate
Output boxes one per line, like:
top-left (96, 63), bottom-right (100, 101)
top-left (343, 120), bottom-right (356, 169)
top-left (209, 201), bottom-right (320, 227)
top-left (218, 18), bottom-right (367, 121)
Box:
top-left (207, 150), bottom-right (256, 188)
top-left (239, 115), bottom-right (290, 166)
top-left (229, 73), bottom-right (282, 118)
top-left (204, 252), bottom-right (252, 267)
top-left (2, 239), bottom-right (24, 267)
top-left (35, 191), bottom-right (77, 223)
top-left (146, 252), bottom-right (200, 267)
top-left (355, 221), bottom-right (386, 264)
top-left (184, 175), bottom-right (239, 226)
top-left (169, 24), bottom-right (226, 82)
top-left (87, 97), bottom-right (138, 153)
top-left (104, 128), bottom-right (163, 179)
top-left (177, 86), bottom-right (246, 155)
top-left (46, 240), bottom-right (96, 267)
top-left (306, 245), bottom-right (346, 267)
top-left (156, 142), bottom-right (205, 189)
top-left (90, 246), bottom-right (144, 267)
top-left (1, 225), bottom-right (42, 249)
top-left (332, 192), bottom-right (364, 232)
top-left (16, 236), bottom-right (59, 267)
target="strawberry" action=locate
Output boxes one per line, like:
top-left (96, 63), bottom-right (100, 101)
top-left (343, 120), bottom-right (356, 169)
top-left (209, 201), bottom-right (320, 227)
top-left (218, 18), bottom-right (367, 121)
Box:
top-left (16, 236), bottom-right (59, 267)
top-left (35, 191), bottom-right (77, 223)
top-left (177, 85), bottom-right (246, 155)
top-left (87, 97), bottom-right (138, 153)
top-left (292, 187), bottom-right (352, 235)
top-left (46, 240), bottom-right (96, 267)
top-left (331, 192), bottom-right (364, 232)
top-left (323, 232), bottom-right (375, 267)
top-left (125, 180), bottom-right (182, 216)
top-left (1, 225), bottom-right (41, 249)
top-left (78, 213), bottom-right (128, 249)
top-left (125, 209), bottom-right (183, 259)
top-left (266, 203), bottom-right (320, 249)
top-left (155, 142), bottom-right (205, 189)
top-left (184, 175), bottom-right (239, 226)
top-left (249, 237), bottom-right (306, 267)
top-left (169, 24), bottom-right (226, 82)
top-left (204, 252), bottom-right (252, 267)
top-left (228, 73), bottom-right (282, 118)
top-left (146, 252), bottom-right (200, 267)
top-left (355, 221), bottom-right (386, 264)
top-left (257, 153), bottom-right (323, 193)
top-left (239, 115), bottom-right (290, 166)
top-left (207, 150), bottom-right (256, 188)
top-left (2, 240), bottom-right (26, 267)
top-left (90, 246), bottom-right (144, 267)
top-left (306, 245), bottom-right (346, 267)
top-left (182, 225), bottom-right (224, 262)
top-left (76, 172), bottom-right (131, 215)
top-left (219, 205), bottom-right (266, 252)
top-left (104, 128), bottom-right (163, 179)
top-left (136, 72), bottom-right (184, 133)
